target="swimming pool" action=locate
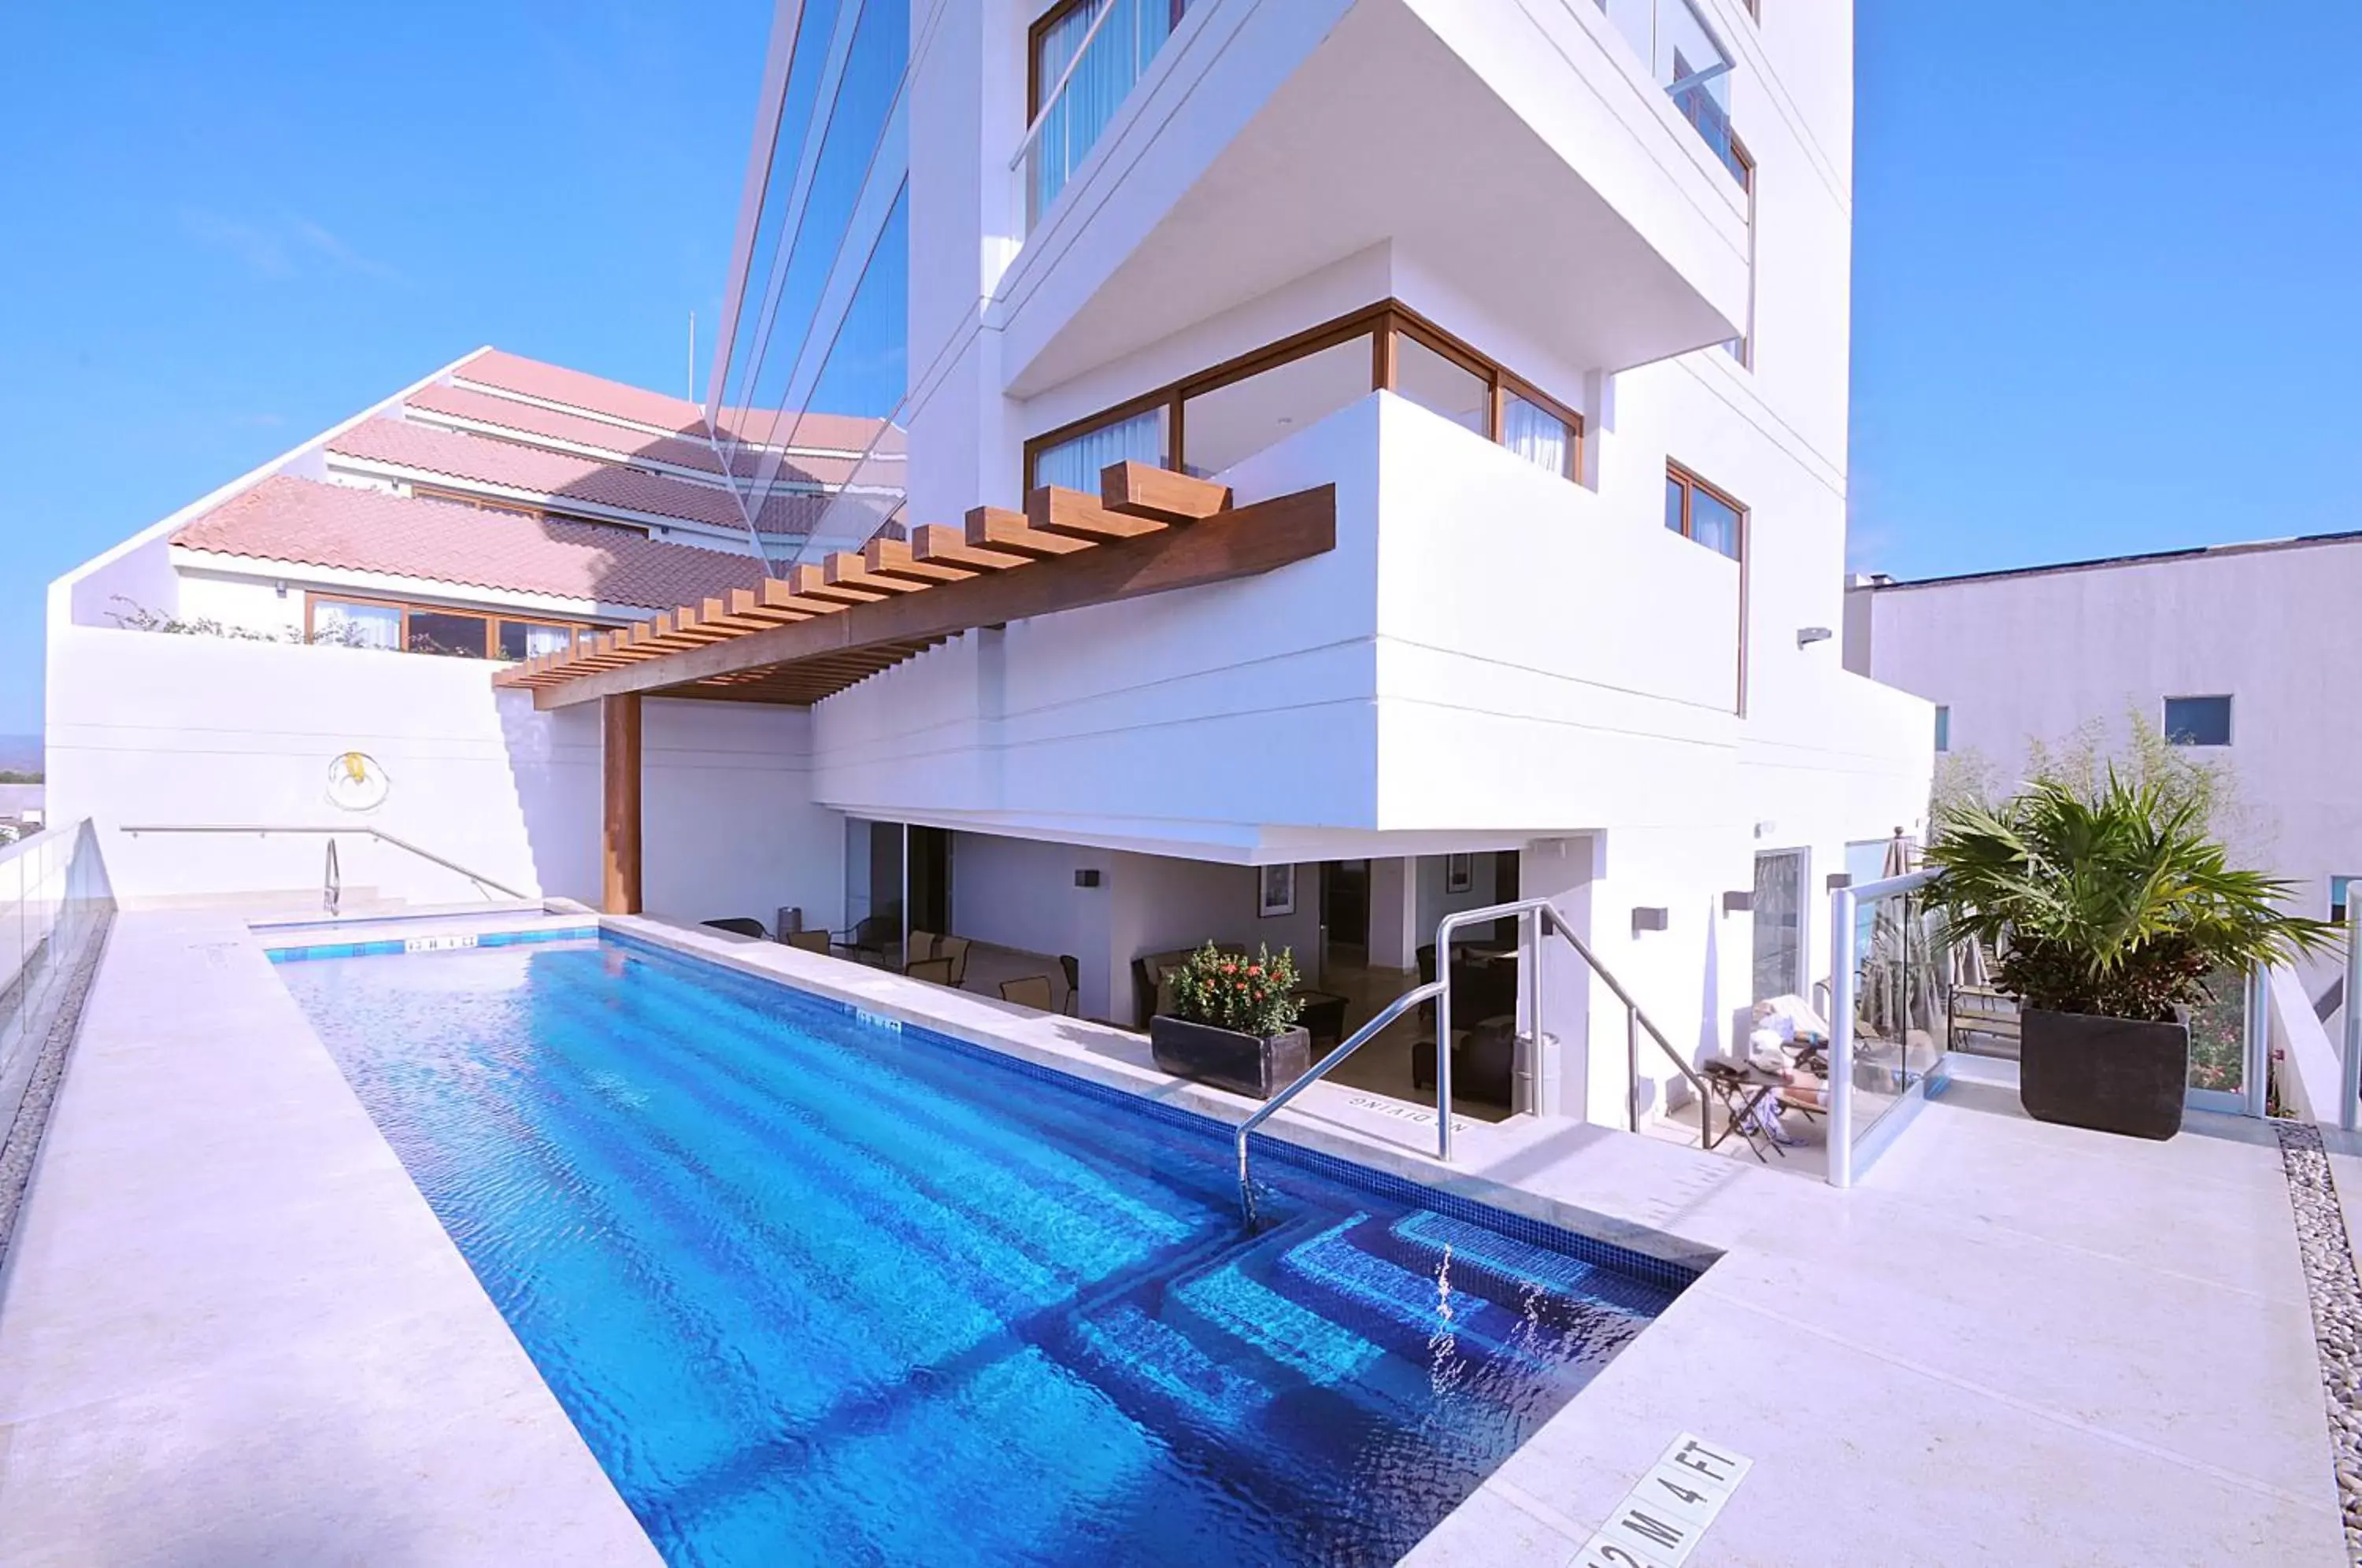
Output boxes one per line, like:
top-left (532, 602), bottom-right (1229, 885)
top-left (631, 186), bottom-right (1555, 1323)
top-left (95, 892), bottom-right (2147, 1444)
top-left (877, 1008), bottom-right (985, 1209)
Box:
top-left (276, 932), bottom-right (1690, 1566)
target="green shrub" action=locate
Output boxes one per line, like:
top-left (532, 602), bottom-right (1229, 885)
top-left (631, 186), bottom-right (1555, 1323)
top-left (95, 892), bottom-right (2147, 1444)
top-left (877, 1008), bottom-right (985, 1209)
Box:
top-left (1924, 772), bottom-right (2334, 1022)
top-left (1168, 941), bottom-right (1303, 1037)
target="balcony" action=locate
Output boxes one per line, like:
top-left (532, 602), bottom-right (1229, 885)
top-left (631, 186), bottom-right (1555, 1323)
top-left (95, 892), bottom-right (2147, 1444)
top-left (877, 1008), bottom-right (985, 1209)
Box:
top-left (995, 0), bottom-right (1752, 401)
top-left (1019, 0), bottom-right (1196, 233)
top-left (1601, 0), bottom-right (1752, 185)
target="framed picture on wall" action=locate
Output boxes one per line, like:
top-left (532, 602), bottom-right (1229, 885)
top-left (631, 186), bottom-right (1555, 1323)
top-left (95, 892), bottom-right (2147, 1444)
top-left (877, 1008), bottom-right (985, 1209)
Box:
top-left (1445, 853), bottom-right (1473, 894)
top-left (1259, 863), bottom-right (1295, 919)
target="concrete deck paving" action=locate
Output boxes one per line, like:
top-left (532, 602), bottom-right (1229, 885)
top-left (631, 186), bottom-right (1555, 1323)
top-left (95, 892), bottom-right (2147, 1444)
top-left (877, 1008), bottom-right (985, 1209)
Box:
top-left (0, 909), bottom-right (2345, 1566)
top-left (0, 910), bottom-right (656, 1567)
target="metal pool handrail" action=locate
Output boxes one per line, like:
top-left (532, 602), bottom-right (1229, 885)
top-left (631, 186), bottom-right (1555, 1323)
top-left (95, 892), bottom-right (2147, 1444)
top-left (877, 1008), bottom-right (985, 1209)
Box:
top-left (1235, 979), bottom-right (1442, 1226)
top-left (118, 823), bottom-right (531, 903)
top-left (1235, 893), bottom-right (1702, 1223)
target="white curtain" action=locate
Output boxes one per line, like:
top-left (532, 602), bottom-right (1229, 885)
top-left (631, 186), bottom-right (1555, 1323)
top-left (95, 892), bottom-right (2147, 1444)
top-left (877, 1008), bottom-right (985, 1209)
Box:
top-left (1032, 0), bottom-right (1180, 220)
top-left (1501, 392), bottom-right (1572, 479)
top-left (1034, 408), bottom-right (1165, 492)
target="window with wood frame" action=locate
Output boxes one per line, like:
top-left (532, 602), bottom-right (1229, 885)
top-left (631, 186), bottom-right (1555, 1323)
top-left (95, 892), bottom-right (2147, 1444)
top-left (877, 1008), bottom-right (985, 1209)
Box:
top-left (1664, 464), bottom-right (1746, 560)
top-left (1024, 1), bottom-right (1194, 228)
top-left (1722, 131), bottom-right (1756, 367)
top-left (305, 592), bottom-right (594, 661)
top-left (1024, 301), bottom-right (1584, 490)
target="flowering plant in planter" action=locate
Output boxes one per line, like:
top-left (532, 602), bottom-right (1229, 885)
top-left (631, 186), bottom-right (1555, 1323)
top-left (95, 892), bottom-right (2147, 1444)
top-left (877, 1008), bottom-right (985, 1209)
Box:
top-left (1168, 941), bottom-right (1303, 1039)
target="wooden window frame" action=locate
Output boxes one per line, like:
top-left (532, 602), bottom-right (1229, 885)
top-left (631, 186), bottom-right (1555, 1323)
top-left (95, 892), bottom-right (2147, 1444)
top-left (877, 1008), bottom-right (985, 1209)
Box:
top-left (1023, 298), bottom-right (1586, 490)
top-left (1665, 462), bottom-right (1751, 716)
top-left (305, 590), bottom-right (590, 660)
top-left (1027, 0), bottom-right (1192, 121)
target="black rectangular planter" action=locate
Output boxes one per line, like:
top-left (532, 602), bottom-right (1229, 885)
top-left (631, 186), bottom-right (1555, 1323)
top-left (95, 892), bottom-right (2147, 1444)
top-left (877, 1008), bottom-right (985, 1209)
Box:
top-left (2019, 1008), bottom-right (2190, 1141)
top-left (1148, 1015), bottom-right (1312, 1100)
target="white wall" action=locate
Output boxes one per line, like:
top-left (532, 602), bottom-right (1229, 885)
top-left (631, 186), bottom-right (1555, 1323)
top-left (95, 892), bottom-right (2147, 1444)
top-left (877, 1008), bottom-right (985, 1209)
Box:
top-left (1859, 538), bottom-right (2362, 1008)
top-left (45, 626), bottom-right (842, 927)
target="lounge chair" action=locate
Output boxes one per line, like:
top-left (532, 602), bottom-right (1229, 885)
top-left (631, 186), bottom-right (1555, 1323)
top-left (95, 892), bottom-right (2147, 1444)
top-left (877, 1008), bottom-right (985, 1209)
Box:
top-left (1000, 975), bottom-right (1055, 1009)
top-left (938, 936), bottom-right (972, 986)
top-left (905, 956), bottom-right (954, 985)
top-left (1412, 1015), bottom-right (1518, 1107)
top-left (702, 918), bottom-right (768, 940)
top-left (786, 929), bottom-right (831, 955)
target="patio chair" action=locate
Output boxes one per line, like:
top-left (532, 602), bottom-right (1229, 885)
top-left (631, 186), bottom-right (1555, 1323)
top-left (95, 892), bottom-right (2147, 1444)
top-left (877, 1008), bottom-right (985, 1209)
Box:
top-left (837, 915), bottom-right (896, 964)
top-left (905, 956), bottom-right (954, 985)
top-left (786, 929), bottom-right (831, 955)
top-left (1059, 954), bottom-right (1079, 1015)
top-left (1411, 1015), bottom-right (1517, 1107)
top-left (907, 930), bottom-right (941, 964)
top-left (938, 936), bottom-right (972, 986)
top-left (702, 917), bottom-right (768, 940)
top-left (1000, 975), bottom-right (1055, 1009)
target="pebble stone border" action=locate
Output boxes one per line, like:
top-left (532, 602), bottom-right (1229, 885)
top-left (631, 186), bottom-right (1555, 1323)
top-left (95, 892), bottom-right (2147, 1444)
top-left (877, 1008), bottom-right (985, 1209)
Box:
top-left (0, 915), bottom-right (113, 1270)
top-left (2275, 1119), bottom-right (2362, 1564)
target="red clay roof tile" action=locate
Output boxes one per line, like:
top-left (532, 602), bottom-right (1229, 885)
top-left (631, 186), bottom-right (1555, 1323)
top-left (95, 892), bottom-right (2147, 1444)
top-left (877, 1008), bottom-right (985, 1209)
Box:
top-left (171, 476), bottom-right (764, 609)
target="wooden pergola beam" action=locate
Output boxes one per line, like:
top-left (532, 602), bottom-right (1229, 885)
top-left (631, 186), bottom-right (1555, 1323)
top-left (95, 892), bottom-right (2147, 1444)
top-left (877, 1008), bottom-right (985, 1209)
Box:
top-left (529, 484), bottom-right (1335, 710)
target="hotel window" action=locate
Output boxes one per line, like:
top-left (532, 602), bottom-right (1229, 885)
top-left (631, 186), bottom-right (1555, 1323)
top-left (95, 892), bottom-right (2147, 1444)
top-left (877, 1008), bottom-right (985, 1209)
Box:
top-left (1024, 301), bottom-right (1584, 490)
top-left (1934, 705), bottom-right (1950, 753)
top-left (2163, 695), bottom-right (2232, 747)
top-left (310, 597), bottom-right (402, 651)
top-left (1025, 0), bottom-right (1193, 228)
top-left (1664, 464), bottom-right (1745, 560)
top-left (306, 594), bottom-right (587, 661)
top-left (2331, 875), bottom-right (2356, 923)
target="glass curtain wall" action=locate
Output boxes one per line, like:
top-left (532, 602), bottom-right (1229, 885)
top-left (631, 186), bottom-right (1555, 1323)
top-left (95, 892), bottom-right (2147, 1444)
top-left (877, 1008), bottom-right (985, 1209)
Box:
top-left (709, 0), bottom-right (913, 569)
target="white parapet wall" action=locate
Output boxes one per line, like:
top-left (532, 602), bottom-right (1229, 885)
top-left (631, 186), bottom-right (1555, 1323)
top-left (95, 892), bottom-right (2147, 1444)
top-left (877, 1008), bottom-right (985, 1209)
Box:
top-left (46, 625), bottom-right (844, 927)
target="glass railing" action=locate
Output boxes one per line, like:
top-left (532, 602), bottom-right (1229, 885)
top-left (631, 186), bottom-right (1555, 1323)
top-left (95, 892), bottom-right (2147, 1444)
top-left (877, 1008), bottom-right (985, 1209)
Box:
top-left (1600, 0), bottom-right (1749, 187)
top-left (0, 821), bottom-right (116, 1193)
top-left (1015, 0), bottom-right (1190, 233)
top-left (1827, 868), bottom-right (1948, 1185)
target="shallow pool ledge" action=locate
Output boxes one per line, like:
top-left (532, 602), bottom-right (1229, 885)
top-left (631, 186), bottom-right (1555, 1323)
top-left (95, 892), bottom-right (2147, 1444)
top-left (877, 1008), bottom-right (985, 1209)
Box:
top-left (0, 908), bottom-right (662, 1566)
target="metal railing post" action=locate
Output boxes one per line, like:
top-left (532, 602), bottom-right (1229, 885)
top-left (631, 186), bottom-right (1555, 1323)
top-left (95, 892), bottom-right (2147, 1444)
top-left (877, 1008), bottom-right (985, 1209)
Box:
top-left (1626, 1004), bottom-right (1640, 1132)
top-left (1827, 886), bottom-right (1859, 1188)
top-left (2245, 960), bottom-right (2270, 1121)
top-left (2344, 905), bottom-right (2362, 1133)
top-left (1435, 940), bottom-right (1454, 1163)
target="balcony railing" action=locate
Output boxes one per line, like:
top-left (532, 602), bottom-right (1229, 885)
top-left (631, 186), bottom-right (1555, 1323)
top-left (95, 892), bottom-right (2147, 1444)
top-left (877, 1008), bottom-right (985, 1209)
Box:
top-left (1014, 0), bottom-right (1190, 233)
top-left (1601, 0), bottom-right (1749, 187)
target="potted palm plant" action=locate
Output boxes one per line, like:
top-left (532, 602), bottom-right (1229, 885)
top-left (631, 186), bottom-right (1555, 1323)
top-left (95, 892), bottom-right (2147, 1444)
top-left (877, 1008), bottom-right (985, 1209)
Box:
top-left (1923, 773), bottom-right (2333, 1139)
top-left (1149, 941), bottom-right (1310, 1100)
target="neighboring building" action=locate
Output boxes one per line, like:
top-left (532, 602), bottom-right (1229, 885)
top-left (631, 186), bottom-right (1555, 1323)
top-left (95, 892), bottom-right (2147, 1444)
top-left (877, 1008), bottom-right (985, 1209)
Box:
top-left (49, 0), bottom-right (1929, 1134)
top-left (0, 782), bottom-right (41, 844)
top-left (1848, 531), bottom-right (2362, 1021)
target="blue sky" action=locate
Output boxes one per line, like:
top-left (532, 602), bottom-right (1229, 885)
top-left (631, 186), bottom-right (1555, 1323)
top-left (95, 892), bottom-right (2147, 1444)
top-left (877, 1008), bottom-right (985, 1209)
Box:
top-left (2, 2), bottom-right (2353, 735)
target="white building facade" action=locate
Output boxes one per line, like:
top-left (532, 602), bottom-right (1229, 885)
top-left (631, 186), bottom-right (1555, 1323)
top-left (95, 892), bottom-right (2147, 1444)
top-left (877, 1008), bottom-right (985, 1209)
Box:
top-left (46, 0), bottom-right (1929, 1137)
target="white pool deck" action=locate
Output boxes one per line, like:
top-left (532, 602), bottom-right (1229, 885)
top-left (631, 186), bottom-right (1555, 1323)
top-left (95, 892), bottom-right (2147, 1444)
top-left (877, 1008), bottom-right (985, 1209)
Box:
top-left (0, 908), bottom-right (2345, 1566)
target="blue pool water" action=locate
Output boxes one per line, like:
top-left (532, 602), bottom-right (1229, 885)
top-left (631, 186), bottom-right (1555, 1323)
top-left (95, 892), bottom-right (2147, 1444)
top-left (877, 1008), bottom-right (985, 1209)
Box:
top-left (276, 934), bottom-right (1689, 1566)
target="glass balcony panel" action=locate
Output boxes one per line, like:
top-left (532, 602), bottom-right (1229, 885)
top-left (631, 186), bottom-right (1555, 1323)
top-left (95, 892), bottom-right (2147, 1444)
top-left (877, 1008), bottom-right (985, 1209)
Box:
top-left (1393, 335), bottom-right (1489, 438)
top-left (1179, 333), bottom-right (1372, 479)
top-left (1026, 0), bottom-right (1189, 231)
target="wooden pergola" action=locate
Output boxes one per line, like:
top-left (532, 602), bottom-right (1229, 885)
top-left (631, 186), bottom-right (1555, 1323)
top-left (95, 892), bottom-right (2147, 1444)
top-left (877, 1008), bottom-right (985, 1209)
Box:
top-left (491, 462), bottom-right (1337, 915)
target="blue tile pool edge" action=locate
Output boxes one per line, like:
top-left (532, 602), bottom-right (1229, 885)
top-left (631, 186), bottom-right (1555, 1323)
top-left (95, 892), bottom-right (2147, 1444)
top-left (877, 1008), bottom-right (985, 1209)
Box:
top-left (593, 924), bottom-right (1712, 1296)
top-left (265, 926), bottom-right (599, 963)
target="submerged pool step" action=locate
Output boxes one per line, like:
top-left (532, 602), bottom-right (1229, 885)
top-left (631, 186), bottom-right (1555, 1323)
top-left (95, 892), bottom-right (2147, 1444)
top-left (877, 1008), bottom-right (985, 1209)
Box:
top-left (1274, 1216), bottom-right (1584, 1372)
top-left (1385, 1209), bottom-right (1684, 1321)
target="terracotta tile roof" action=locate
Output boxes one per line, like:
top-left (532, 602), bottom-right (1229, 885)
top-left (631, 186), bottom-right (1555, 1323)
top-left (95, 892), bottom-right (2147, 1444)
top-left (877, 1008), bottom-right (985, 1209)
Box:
top-left (326, 418), bottom-right (759, 532)
top-left (713, 404), bottom-right (909, 459)
top-left (452, 348), bottom-right (709, 435)
top-left (172, 476), bottom-right (764, 609)
top-left (405, 382), bottom-right (744, 477)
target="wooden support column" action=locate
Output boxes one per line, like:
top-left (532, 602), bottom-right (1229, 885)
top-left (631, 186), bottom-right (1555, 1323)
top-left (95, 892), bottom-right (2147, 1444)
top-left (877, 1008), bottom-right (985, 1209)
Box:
top-left (602, 692), bottom-right (642, 915)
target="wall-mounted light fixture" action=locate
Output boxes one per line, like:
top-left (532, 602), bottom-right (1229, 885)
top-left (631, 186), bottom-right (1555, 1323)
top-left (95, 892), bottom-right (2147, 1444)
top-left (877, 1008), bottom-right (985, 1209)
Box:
top-left (1074, 869), bottom-right (1101, 888)
top-left (1631, 906), bottom-right (1670, 935)
top-left (1721, 890), bottom-right (1753, 914)
top-left (1825, 873), bottom-right (1853, 892)
top-left (1797, 626), bottom-right (1833, 649)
